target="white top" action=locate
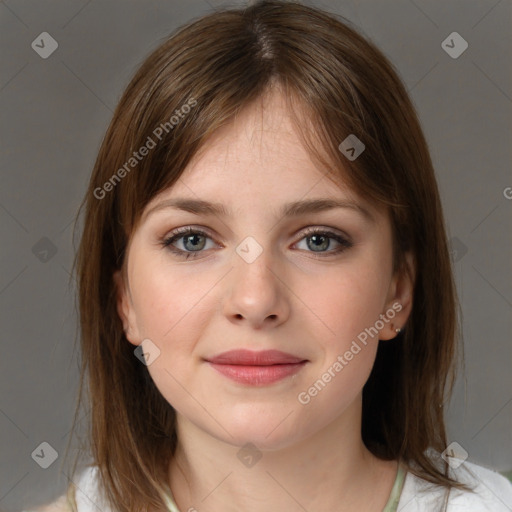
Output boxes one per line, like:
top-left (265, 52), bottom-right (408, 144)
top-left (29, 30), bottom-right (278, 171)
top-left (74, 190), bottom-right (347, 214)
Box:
top-left (23, 459), bottom-right (512, 512)
top-left (399, 461), bottom-right (512, 511)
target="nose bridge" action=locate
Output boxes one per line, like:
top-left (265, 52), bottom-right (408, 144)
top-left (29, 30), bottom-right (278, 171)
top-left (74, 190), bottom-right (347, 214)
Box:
top-left (233, 235), bottom-right (279, 297)
top-left (223, 234), bottom-right (289, 327)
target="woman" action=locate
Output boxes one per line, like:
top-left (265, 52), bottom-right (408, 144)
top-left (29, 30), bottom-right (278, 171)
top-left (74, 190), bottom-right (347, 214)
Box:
top-left (24, 1), bottom-right (512, 510)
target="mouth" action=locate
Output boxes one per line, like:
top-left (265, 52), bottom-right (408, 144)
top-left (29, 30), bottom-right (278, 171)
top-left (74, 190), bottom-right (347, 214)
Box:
top-left (205, 349), bottom-right (308, 386)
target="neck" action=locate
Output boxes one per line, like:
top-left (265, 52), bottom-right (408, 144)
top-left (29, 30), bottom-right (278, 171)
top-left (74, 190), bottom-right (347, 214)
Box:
top-left (167, 399), bottom-right (398, 512)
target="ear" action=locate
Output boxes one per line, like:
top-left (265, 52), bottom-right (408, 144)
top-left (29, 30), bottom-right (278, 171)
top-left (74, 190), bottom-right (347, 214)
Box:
top-left (379, 252), bottom-right (415, 340)
top-left (113, 269), bottom-right (141, 346)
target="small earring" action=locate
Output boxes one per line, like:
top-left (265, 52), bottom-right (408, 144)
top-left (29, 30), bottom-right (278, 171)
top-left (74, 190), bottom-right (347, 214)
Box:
top-left (395, 327), bottom-right (401, 334)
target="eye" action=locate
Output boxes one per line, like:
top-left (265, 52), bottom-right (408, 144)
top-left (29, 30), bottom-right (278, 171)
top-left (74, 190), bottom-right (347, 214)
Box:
top-left (162, 226), bottom-right (353, 260)
top-left (294, 227), bottom-right (353, 257)
top-left (162, 227), bottom-right (218, 260)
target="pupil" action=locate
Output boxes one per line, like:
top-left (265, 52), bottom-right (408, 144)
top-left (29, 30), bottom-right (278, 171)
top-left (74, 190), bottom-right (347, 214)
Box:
top-left (309, 234), bottom-right (328, 251)
top-left (185, 234), bottom-right (205, 251)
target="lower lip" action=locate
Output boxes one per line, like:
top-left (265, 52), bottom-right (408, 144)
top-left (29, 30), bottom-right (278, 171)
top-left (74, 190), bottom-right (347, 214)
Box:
top-left (208, 362), bottom-right (307, 385)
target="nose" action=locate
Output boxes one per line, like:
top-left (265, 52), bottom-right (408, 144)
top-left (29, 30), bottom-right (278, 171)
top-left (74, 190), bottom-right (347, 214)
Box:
top-left (222, 244), bottom-right (291, 330)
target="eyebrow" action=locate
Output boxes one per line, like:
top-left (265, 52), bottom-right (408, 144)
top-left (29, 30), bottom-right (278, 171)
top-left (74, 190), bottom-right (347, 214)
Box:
top-left (143, 197), bottom-right (374, 223)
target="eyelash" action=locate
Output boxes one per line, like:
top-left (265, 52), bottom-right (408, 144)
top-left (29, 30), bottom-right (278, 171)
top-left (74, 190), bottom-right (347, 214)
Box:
top-left (161, 226), bottom-right (353, 260)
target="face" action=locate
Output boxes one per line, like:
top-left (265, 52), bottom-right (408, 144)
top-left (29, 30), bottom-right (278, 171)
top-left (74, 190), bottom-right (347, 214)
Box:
top-left (115, 90), bottom-right (413, 451)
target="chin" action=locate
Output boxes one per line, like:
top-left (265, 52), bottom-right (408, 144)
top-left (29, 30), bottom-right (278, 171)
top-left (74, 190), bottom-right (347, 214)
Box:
top-left (213, 410), bottom-right (307, 451)
top-left (222, 429), bottom-right (301, 452)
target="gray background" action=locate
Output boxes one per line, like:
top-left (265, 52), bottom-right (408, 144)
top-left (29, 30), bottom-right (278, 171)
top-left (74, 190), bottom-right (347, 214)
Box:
top-left (1, 0), bottom-right (511, 510)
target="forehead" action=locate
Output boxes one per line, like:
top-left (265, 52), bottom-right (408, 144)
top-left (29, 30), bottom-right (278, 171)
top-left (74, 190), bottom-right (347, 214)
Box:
top-left (189, 91), bottom-right (316, 177)
top-left (142, 89), bottom-right (383, 223)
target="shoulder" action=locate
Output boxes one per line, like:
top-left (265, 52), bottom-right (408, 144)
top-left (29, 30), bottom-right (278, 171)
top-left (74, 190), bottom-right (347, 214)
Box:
top-left (456, 461), bottom-right (512, 500)
top-left (72, 465), bottom-right (112, 511)
top-left (399, 459), bottom-right (512, 511)
top-left (22, 466), bottom-right (110, 512)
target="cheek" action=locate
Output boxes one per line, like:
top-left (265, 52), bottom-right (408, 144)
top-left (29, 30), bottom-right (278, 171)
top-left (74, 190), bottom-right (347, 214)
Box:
top-left (306, 257), bottom-right (391, 347)
top-left (130, 258), bottom-right (213, 341)
top-left (129, 263), bottom-right (212, 408)
top-left (295, 263), bottom-right (387, 415)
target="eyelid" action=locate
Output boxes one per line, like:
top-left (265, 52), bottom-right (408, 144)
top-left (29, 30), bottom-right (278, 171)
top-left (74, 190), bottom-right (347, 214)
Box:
top-left (164, 225), bottom-right (219, 242)
top-left (296, 225), bottom-right (352, 242)
top-left (162, 226), bottom-right (222, 251)
top-left (292, 227), bottom-right (353, 255)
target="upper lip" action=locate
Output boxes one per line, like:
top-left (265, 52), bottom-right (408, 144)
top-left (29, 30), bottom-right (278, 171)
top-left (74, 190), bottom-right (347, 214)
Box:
top-left (206, 349), bottom-right (306, 365)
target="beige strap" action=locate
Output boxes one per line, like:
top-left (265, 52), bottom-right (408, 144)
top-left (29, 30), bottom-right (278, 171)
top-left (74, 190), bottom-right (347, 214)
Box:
top-left (66, 481), bottom-right (78, 512)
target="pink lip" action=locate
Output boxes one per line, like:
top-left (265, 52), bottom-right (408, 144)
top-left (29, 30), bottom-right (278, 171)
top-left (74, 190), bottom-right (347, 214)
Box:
top-left (206, 350), bottom-right (308, 386)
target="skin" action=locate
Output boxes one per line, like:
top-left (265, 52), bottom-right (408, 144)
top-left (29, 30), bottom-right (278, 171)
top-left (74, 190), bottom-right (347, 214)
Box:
top-left (115, 88), bottom-right (414, 512)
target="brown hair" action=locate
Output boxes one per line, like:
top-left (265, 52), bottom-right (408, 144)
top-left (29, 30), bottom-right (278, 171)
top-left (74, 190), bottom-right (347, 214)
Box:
top-left (67, 0), bottom-right (462, 509)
